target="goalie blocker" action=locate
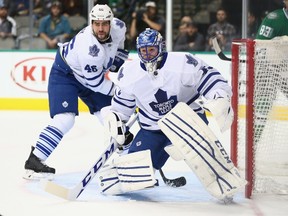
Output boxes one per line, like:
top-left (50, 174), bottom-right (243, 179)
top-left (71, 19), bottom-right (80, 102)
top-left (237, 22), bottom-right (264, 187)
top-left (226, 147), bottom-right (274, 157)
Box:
top-left (158, 102), bottom-right (246, 201)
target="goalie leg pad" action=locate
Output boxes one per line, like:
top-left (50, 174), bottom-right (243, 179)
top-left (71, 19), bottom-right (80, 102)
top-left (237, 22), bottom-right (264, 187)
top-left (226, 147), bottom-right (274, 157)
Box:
top-left (203, 97), bottom-right (234, 133)
top-left (98, 150), bottom-right (156, 195)
top-left (164, 144), bottom-right (185, 161)
top-left (98, 164), bottom-right (122, 195)
top-left (158, 102), bottom-right (247, 200)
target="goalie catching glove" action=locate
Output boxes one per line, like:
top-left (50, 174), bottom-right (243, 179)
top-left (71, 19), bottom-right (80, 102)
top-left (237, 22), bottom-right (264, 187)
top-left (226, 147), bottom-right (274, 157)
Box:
top-left (104, 112), bottom-right (134, 150)
top-left (110, 49), bottom-right (129, 72)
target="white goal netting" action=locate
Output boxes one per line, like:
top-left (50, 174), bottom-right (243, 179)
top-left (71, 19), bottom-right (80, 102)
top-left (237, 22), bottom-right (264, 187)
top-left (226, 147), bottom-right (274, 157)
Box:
top-left (231, 36), bottom-right (288, 198)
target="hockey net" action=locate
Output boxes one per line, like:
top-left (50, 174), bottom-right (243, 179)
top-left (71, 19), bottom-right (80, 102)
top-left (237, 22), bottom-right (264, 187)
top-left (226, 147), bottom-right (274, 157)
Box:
top-left (231, 36), bottom-right (288, 198)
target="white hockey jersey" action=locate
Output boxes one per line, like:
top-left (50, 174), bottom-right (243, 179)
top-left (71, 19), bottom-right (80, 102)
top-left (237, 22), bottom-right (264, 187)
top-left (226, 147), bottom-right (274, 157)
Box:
top-left (59, 18), bottom-right (126, 95)
top-left (111, 52), bottom-right (232, 130)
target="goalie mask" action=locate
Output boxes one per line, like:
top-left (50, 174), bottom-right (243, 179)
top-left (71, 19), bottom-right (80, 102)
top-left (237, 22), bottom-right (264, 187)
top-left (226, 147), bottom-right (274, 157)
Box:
top-left (136, 28), bottom-right (165, 74)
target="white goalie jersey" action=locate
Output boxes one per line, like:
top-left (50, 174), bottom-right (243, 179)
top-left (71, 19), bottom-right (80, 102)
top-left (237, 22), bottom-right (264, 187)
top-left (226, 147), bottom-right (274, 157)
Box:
top-left (111, 52), bottom-right (232, 130)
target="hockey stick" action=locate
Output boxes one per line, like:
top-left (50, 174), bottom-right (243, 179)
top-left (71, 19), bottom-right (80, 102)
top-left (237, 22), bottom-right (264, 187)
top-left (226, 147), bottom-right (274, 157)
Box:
top-left (159, 169), bottom-right (186, 187)
top-left (41, 114), bottom-right (138, 200)
top-left (212, 37), bottom-right (232, 61)
top-left (212, 36), bottom-right (247, 63)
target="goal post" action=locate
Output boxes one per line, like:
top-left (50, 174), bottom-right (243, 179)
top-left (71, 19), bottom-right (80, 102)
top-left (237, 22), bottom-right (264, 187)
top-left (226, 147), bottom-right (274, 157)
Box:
top-left (231, 36), bottom-right (288, 198)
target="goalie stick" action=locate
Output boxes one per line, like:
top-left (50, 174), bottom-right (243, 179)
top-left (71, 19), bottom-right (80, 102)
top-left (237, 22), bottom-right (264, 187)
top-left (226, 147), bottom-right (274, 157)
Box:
top-left (159, 169), bottom-right (186, 187)
top-left (212, 36), bottom-right (246, 63)
top-left (212, 36), bottom-right (232, 61)
top-left (41, 114), bottom-right (138, 200)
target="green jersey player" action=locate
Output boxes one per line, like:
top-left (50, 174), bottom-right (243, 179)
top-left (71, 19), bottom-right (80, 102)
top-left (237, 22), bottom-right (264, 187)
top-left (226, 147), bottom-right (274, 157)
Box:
top-left (253, 1), bottom-right (288, 183)
top-left (256, 0), bottom-right (288, 39)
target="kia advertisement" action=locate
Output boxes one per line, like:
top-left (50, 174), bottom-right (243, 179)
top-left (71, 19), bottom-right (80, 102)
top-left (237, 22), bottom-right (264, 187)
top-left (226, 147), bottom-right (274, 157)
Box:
top-left (11, 56), bottom-right (54, 93)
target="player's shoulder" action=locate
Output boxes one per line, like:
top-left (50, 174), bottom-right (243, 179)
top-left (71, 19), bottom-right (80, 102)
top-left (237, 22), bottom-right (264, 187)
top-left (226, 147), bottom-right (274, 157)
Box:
top-left (74, 25), bottom-right (91, 40)
top-left (111, 18), bottom-right (126, 33)
top-left (116, 60), bottom-right (143, 86)
top-left (165, 52), bottom-right (202, 68)
top-left (110, 18), bottom-right (126, 42)
top-left (165, 52), bottom-right (208, 83)
top-left (265, 9), bottom-right (284, 20)
top-left (75, 26), bottom-right (101, 46)
top-left (121, 59), bottom-right (142, 77)
top-left (73, 27), bottom-right (105, 57)
top-left (123, 58), bottom-right (140, 67)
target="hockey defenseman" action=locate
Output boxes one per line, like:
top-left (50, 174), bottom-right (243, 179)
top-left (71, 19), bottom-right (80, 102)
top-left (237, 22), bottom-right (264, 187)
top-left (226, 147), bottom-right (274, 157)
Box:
top-left (100, 28), bottom-right (246, 201)
top-left (23, 4), bottom-right (129, 180)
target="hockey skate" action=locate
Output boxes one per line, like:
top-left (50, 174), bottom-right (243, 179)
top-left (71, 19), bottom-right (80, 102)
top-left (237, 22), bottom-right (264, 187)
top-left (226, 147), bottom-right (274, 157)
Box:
top-left (23, 146), bottom-right (55, 180)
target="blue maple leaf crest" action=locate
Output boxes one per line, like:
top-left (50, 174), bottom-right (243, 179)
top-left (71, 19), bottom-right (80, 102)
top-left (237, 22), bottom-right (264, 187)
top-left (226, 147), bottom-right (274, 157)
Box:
top-left (149, 89), bottom-right (178, 115)
top-left (185, 54), bottom-right (198, 66)
top-left (89, 45), bottom-right (100, 57)
top-left (115, 19), bottom-right (125, 28)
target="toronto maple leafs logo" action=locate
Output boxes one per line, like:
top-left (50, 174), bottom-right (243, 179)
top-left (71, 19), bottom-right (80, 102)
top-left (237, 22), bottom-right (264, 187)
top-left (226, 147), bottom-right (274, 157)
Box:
top-left (115, 19), bottom-right (125, 28)
top-left (89, 45), bottom-right (100, 57)
top-left (149, 89), bottom-right (177, 115)
top-left (185, 54), bottom-right (198, 66)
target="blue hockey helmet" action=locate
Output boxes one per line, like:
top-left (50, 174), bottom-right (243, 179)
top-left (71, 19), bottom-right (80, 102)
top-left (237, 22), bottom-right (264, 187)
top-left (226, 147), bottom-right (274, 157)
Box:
top-left (136, 28), bottom-right (164, 64)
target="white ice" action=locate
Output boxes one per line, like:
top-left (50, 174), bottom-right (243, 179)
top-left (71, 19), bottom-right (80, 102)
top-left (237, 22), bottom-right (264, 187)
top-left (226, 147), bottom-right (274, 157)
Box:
top-left (0, 111), bottom-right (287, 216)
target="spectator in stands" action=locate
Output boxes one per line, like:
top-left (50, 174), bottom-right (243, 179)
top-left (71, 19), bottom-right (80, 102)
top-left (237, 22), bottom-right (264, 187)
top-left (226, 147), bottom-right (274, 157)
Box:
top-left (38, 1), bottom-right (71, 49)
top-left (247, 11), bottom-right (260, 39)
top-left (172, 16), bottom-right (193, 44)
top-left (129, 1), bottom-right (165, 49)
top-left (178, 15), bottom-right (193, 35)
top-left (173, 22), bottom-right (205, 51)
top-left (0, 4), bottom-right (16, 39)
top-left (33, 0), bottom-right (46, 20)
top-left (206, 8), bottom-right (236, 51)
top-left (62, 0), bottom-right (85, 17)
top-left (9, 0), bottom-right (29, 16)
top-left (180, 16), bottom-right (193, 25)
top-left (7, 0), bottom-right (46, 27)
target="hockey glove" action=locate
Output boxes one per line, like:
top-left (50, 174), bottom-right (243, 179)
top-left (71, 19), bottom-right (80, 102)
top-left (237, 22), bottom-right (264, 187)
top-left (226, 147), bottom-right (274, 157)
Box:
top-left (110, 49), bottom-right (129, 73)
top-left (104, 112), bottom-right (134, 150)
top-left (118, 131), bottom-right (134, 151)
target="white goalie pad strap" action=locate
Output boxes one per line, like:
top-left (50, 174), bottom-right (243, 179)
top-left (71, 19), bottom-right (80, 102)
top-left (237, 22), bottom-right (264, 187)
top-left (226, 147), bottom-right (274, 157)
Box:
top-left (98, 150), bottom-right (156, 195)
top-left (203, 98), bottom-right (234, 133)
top-left (158, 102), bottom-right (246, 200)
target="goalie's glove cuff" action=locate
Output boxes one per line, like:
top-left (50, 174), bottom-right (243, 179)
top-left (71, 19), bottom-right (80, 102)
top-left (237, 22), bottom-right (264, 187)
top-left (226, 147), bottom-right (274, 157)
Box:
top-left (110, 49), bottom-right (129, 73)
top-left (105, 112), bottom-right (126, 144)
top-left (118, 131), bottom-right (134, 151)
top-left (105, 112), bottom-right (135, 147)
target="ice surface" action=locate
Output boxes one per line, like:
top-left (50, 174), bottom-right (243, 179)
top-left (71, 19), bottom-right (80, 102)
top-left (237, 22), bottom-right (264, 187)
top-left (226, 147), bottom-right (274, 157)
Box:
top-left (0, 111), bottom-right (287, 216)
